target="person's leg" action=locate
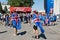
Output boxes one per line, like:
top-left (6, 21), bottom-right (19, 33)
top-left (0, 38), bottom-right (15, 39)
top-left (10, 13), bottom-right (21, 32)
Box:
top-left (21, 16), bottom-right (23, 22)
top-left (33, 29), bottom-right (38, 39)
top-left (13, 28), bottom-right (17, 36)
top-left (24, 16), bottom-right (26, 23)
top-left (51, 21), bottom-right (54, 25)
top-left (33, 25), bottom-right (38, 39)
top-left (37, 22), bottom-right (45, 33)
top-left (33, 25), bottom-right (36, 35)
top-left (0, 20), bottom-right (1, 23)
top-left (33, 29), bottom-right (35, 35)
top-left (0, 20), bottom-right (2, 24)
top-left (5, 21), bottom-right (7, 26)
top-left (28, 17), bottom-right (31, 23)
top-left (53, 21), bottom-right (56, 25)
top-left (39, 24), bottom-right (45, 33)
top-left (54, 21), bottom-right (56, 25)
top-left (35, 30), bottom-right (38, 39)
top-left (2, 20), bottom-right (3, 25)
top-left (9, 21), bottom-right (12, 27)
top-left (27, 17), bottom-right (30, 24)
top-left (44, 21), bottom-right (46, 25)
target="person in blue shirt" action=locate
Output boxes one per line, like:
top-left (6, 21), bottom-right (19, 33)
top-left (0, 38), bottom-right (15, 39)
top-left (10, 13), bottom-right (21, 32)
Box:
top-left (32, 11), bottom-right (45, 39)
top-left (39, 11), bottom-right (46, 26)
top-left (5, 14), bottom-right (9, 26)
top-left (49, 14), bottom-right (57, 25)
top-left (41, 14), bottom-right (46, 26)
top-left (44, 16), bottom-right (49, 25)
top-left (53, 15), bottom-right (57, 25)
top-left (27, 13), bottom-right (31, 23)
top-left (11, 11), bottom-right (21, 36)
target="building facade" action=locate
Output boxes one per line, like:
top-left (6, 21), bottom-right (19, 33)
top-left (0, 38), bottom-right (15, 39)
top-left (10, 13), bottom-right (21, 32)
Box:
top-left (54, 0), bottom-right (60, 15)
top-left (44, 0), bottom-right (60, 15)
top-left (2, 4), bottom-right (10, 11)
top-left (1, 2), bottom-right (10, 11)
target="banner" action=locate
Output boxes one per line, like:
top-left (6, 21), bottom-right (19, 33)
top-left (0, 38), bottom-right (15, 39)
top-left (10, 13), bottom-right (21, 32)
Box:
top-left (46, 0), bottom-right (54, 17)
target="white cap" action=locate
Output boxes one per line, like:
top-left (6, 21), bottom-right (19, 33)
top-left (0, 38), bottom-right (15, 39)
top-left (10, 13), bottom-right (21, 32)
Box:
top-left (39, 10), bottom-right (45, 12)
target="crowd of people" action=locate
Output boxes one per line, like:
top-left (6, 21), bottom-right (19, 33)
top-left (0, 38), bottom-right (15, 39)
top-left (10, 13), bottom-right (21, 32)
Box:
top-left (0, 9), bottom-right (57, 39)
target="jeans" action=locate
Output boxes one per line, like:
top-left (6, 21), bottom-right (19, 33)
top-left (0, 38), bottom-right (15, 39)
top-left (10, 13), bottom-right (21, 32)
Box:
top-left (35, 22), bottom-right (45, 33)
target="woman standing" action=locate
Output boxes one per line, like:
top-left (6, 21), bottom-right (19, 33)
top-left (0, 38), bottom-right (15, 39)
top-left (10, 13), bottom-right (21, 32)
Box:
top-left (11, 11), bottom-right (21, 36)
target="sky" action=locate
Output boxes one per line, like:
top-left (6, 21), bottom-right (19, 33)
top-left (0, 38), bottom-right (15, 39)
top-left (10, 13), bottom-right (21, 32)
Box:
top-left (32, 0), bottom-right (44, 11)
top-left (0, 0), bottom-right (7, 3)
top-left (0, 0), bottom-right (44, 11)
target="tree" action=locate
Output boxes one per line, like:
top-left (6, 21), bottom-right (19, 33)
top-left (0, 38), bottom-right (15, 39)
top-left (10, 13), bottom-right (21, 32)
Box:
top-left (0, 2), bottom-right (2, 13)
top-left (4, 6), bottom-right (8, 13)
top-left (8, 0), bottom-right (34, 7)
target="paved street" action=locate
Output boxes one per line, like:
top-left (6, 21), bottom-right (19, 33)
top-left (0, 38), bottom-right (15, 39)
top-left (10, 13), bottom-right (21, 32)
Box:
top-left (0, 20), bottom-right (60, 40)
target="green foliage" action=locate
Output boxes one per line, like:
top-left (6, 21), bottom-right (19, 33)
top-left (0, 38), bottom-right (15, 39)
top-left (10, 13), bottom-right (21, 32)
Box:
top-left (4, 6), bottom-right (8, 13)
top-left (8, 0), bottom-right (34, 7)
top-left (0, 2), bottom-right (2, 13)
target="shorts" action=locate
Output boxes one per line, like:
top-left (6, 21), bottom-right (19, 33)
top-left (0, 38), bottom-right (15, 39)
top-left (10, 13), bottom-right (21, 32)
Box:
top-left (13, 25), bottom-right (16, 28)
top-left (33, 25), bottom-right (37, 30)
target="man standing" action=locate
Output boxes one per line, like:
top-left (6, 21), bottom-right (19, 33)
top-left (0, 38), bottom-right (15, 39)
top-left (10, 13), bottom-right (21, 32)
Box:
top-left (32, 11), bottom-right (45, 39)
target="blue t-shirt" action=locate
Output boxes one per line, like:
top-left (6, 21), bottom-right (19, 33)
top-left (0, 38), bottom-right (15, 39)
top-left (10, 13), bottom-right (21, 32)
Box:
top-left (5, 15), bottom-right (9, 21)
top-left (32, 14), bottom-right (36, 20)
top-left (39, 15), bottom-right (45, 21)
